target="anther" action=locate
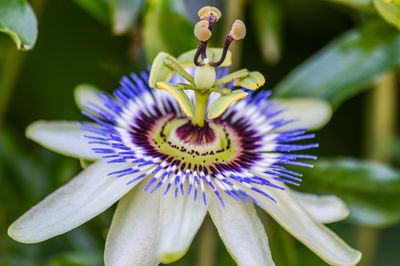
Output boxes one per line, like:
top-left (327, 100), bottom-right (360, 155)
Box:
top-left (198, 6), bottom-right (222, 22)
top-left (194, 20), bottom-right (212, 42)
top-left (230, 19), bottom-right (246, 40)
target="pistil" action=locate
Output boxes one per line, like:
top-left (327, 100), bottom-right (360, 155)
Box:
top-left (192, 91), bottom-right (210, 127)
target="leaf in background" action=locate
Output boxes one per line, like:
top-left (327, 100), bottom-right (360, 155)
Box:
top-left (0, 127), bottom-right (48, 200)
top-left (110, 0), bottom-right (144, 35)
top-left (297, 157), bottom-right (400, 227)
top-left (0, 0), bottom-right (37, 50)
top-left (373, 0), bottom-right (400, 29)
top-left (327, 0), bottom-right (374, 11)
top-left (273, 21), bottom-right (400, 109)
top-left (251, 0), bottom-right (283, 65)
top-left (49, 251), bottom-right (103, 266)
top-left (72, 0), bottom-right (110, 25)
top-left (143, 0), bottom-right (198, 62)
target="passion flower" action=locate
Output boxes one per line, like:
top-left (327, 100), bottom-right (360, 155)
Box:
top-left (8, 6), bottom-right (361, 266)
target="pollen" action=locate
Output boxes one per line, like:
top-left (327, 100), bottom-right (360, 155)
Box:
top-left (194, 20), bottom-right (212, 41)
top-left (231, 19), bottom-right (246, 40)
top-left (198, 6), bottom-right (222, 21)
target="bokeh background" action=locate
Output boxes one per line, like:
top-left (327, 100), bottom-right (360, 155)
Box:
top-left (1, 0), bottom-right (400, 265)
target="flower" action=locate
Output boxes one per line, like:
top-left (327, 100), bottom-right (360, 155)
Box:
top-left (8, 6), bottom-right (361, 266)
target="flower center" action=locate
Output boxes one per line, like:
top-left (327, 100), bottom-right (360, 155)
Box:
top-left (149, 116), bottom-right (239, 165)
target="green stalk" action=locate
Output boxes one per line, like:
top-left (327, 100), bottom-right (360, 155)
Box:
top-left (197, 216), bottom-right (217, 266)
top-left (358, 71), bottom-right (397, 266)
top-left (0, 44), bottom-right (25, 122)
top-left (192, 91), bottom-right (210, 126)
top-left (223, 0), bottom-right (245, 70)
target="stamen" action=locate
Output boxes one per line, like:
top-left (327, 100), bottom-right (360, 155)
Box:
top-left (209, 19), bottom-right (246, 67)
top-left (194, 6), bottom-right (222, 66)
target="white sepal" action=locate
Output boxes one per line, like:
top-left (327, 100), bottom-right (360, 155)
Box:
top-left (104, 183), bottom-right (160, 266)
top-left (247, 184), bottom-right (361, 266)
top-left (26, 120), bottom-right (101, 160)
top-left (293, 190), bottom-right (349, 223)
top-left (157, 185), bottom-right (207, 263)
top-left (208, 191), bottom-right (275, 266)
top-left (8, 160), bottom-right (140, 243)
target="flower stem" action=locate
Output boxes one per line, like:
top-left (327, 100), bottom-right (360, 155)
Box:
top-left (197, 216), bottom-right (216, 266)
top-left (192, 91), bottom-right (210, 126)
top-left (0, 43), bottom-right (25, 123)
top-left (222, 0), bottom-right (245, 70)
top-left (358, 71), bottom-right (397, 266)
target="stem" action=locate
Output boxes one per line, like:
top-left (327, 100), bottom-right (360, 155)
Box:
top-left (358, 71), bottom-right (397, 266)
top-left (365, 71), bottom-right (397, 162)
top-left (192, 91), bottom-right (210, 126)
top-left (0, 44), bottom-right (25, 122)
top-left (223, 0), bottom-right (245, 70)
top-left (197, 216), bottom-right (217, 266)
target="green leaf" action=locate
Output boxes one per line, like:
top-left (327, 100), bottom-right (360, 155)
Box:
top-left (72, 0), bottom-right (110, 25)
top-left (208, 90), bottom-right (248, 119)
top-left (110, 0), bottom-right (144, 34)
top-left (0, 0), bottom-right (37, 50)
top-left (327, 0), bottom-right (374, 10)
top-left (156, 81), bottom-right (194, 117)
top-left (143, 0), bottom-right (198, 62)
top-left (273, 21), bottom-right (400, 108)
top-left (297, 157), bottom-right (400, 227)
top-left (251, 0), bottom-right (284, 65)
top-left (49, 251), bottom-right (102, 266)
top-left (373, 0), bottom-right (400, 29)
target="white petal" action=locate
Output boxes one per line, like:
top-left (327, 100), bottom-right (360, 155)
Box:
top-left (105, 183), bottom-right (160, 266)
top-left (74, 84), bottom-right (103, 112)
top-left (8, 160), bottom-right (139, 243)
top-left (207, 192), bottom-right (275, 266)
top-left (248, 185), bottom-right (361, 266)
top-left (157, 188), bottom-right (207, 263)
top-left (273, 98), bottom-right (332, 131)
top-left (293, 190), bottom-right (349, 224)
top-left (26, 120), bottom-right (101, 160)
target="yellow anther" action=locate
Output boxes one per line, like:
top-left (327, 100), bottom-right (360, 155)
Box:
top-left (194, 20), bottom-right (212, 41)
top-left (231, 19), bottom-right (246, 40)
top-left (198, 6), bottom-right (222, 21)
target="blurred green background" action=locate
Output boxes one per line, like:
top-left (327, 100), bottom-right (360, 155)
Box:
top-left (1, 0), bottom-right (400, 265)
